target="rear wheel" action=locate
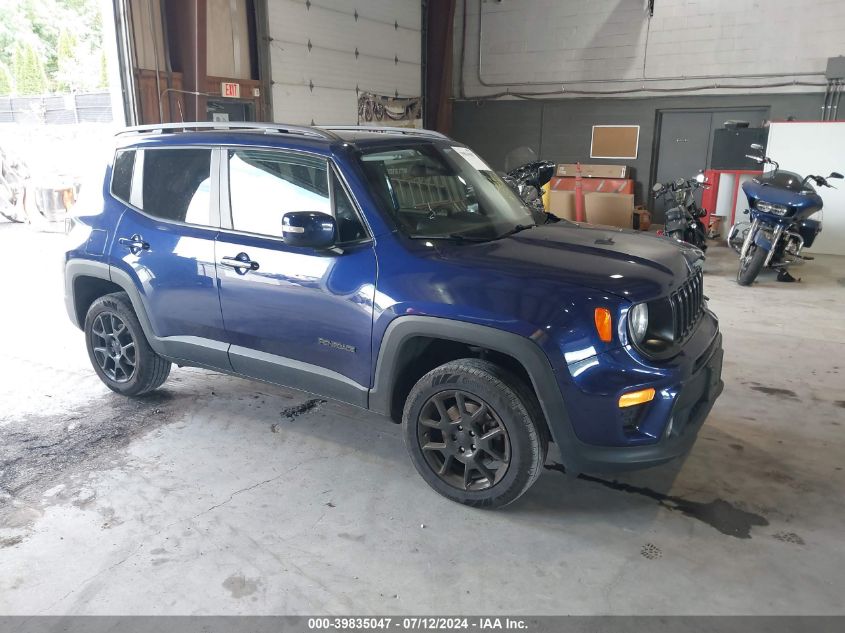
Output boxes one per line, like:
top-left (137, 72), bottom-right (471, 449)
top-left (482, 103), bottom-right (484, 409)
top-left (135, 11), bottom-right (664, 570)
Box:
top-left (84, 292), bottom-right (171, 396)
top-left (737, 243), bottom-right (767, 286)
top-left (402, 359), bottom-right (547, 508)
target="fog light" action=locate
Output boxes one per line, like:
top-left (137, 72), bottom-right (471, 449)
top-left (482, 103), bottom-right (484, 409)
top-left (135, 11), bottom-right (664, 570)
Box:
top-left (618, 387), bottom-right (656, 408)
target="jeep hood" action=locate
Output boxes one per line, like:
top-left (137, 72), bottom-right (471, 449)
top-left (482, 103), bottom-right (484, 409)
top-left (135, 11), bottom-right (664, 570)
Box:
top-left (433, 223), bottom-right (700, 303)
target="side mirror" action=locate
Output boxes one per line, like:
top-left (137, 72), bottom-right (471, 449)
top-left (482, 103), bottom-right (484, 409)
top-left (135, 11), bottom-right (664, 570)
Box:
top-left (829, 172), bottom-right (844, 179)
top-left (282, 211), bottom-right (336, 249)
top-left (652, 183), bottom-right (662, 192)
top-left (750, 143), bottom-right (763, 151)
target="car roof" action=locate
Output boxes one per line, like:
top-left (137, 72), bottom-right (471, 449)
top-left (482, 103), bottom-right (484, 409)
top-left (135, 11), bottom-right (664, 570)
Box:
top-left (114, 122), bottom-right (452, 153)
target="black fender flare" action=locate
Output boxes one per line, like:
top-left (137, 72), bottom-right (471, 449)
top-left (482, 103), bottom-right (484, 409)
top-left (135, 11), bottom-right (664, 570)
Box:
top-left (368, 315), bottom-right (579, 458)
top-left (66, 259), bottom-right (229, 368)
top-left (65, 259), bottom-right (164, 356)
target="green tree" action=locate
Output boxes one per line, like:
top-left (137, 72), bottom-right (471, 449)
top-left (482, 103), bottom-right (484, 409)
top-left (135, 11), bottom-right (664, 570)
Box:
top-left (55, 28), bottom-right (78, 91)
top-left (98, 49), bottom-right (108, 88)
top-left (0, 0), bottom-right (106, 95)
top-left (13, 42), bottom-right (48, 94)
top-left (0, 63), bottom-right (13, 95)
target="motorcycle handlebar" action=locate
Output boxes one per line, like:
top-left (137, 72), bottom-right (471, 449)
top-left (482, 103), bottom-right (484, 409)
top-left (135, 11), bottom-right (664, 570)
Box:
top-left (653, 179), bottom-right (710, 195)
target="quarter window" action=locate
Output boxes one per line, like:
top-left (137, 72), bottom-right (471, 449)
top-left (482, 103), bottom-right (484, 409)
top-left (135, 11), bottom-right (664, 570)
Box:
top-left (137, 148), bottom-right (212, 225)
top-left (111, 150), bottom-right (135, 204)
top-left (331, 170), bottom-right (368, 243)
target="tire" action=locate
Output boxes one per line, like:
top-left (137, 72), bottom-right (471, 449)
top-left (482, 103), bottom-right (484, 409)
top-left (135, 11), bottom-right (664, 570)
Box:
top-left (84, 292), bottom-right (171, 396)
top-left (402, 358), bottom-right (548, 508)
top-left (737, 243), bottom-right (767, 286)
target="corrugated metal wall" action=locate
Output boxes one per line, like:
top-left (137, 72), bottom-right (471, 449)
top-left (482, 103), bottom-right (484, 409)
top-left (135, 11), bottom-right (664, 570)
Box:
top-left (267, 0), bottom-right (421, 124)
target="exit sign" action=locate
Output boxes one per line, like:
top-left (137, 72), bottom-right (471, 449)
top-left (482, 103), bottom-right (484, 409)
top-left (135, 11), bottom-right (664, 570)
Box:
top-left (221, 82), bottom-right (240, 98)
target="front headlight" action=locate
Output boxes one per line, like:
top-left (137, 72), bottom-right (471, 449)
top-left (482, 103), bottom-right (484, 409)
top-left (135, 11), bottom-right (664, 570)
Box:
top-left (756, 201), bottom-right (789, 216)
top-left (628, 303), bottom-right (649, 345)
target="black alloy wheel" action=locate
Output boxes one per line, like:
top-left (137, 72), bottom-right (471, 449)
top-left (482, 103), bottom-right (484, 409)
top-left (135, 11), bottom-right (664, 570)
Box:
top-left (417, 390), bottom-right (511, 491)
top-left (402, 358), bottom-right (547, 508)
top-left (90, 312), bottom-right (136, 383)
top-left (84, 292), bottom-right (171, 396)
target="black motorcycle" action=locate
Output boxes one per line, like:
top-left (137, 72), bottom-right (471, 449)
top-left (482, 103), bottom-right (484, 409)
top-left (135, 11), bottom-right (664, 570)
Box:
top-left (652, 174), bottom-right (709, 250)
top-left (503, 160), bottom-right (556, 224)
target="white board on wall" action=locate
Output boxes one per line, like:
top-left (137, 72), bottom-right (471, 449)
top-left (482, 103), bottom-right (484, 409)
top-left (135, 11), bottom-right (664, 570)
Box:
top-left (766, 122), bottom-right (845, 256)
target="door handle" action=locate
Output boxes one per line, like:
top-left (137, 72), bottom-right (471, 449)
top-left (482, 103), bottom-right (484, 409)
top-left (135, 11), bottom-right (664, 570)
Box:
top-left (118, 234), bottom-right (149, 255)
top-left (220, 253), bottom-right (260, 273)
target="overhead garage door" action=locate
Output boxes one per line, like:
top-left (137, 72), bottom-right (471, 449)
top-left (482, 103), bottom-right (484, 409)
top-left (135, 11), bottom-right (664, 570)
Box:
top-left (267, 0), bottom-right (421, 125)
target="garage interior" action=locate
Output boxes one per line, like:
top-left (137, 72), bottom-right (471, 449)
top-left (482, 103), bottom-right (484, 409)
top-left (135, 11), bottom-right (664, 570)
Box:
top-left (1, 0), bottom-right (845, 621)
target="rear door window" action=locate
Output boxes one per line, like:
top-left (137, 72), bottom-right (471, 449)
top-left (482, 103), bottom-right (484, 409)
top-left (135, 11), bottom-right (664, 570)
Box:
top-left (134, 148), bottom-right (213, 226)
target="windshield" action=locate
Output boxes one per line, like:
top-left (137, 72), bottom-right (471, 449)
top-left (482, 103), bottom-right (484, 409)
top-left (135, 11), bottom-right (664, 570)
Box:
top-left (759, 170), bottom-right (814, 193)
top-left (356, 142), bottom-right (535, 240)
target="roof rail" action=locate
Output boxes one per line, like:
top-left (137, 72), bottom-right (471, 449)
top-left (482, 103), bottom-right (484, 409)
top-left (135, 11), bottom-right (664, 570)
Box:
top-left (115, 121), bottom-right (340, 141)
top-left (320, 125), bottom-right (450, 140)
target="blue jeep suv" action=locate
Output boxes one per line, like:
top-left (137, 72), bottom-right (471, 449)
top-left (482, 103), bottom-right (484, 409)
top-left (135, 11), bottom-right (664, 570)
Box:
top-left (64, 122), bottom-right (723, 507)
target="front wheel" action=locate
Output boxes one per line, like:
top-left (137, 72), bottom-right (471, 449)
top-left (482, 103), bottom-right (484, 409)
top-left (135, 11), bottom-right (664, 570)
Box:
top-left (737, 243), bottom-right (767, 286)
top-left (402, 359), bottom-right (548, 508)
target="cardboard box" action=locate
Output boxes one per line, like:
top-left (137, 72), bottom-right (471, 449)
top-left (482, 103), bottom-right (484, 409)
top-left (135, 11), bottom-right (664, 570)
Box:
top-left (548, 176), bottom-right (635, 194)
top-left (547, 190), bottom-right (576, 220)
top-left (633, 207), bottom-right (652, 231)
top-left (555, 163), bottom-right (629, 179)
top-left (584, 192), bottom-right (634, 228)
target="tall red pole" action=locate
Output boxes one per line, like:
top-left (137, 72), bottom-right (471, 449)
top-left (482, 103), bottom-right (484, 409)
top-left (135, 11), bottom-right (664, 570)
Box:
top-left (575, 162), bottom-right (585, 222)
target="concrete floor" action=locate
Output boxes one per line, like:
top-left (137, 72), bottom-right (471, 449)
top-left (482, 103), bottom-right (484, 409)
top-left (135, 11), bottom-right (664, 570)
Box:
top-left (0, 220), bottom-right (843, 615)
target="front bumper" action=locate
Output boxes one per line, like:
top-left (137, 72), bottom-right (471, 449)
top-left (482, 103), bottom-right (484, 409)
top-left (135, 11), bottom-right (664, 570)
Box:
top-left (567, 336), bottom-right (723, 472)
top-left (551, 314), bottom-right (724, 473)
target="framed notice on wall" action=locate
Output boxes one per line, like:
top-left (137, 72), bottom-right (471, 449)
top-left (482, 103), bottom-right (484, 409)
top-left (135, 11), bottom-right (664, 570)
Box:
top-left (590, 125), bottom-right (640, 159)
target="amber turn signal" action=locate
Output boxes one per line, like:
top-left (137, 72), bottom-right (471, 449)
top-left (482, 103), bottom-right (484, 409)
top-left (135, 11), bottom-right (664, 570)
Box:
top-left (594, 307), bottom-right (613, 342)
top-left (618, 387), bottom-right (656, 408)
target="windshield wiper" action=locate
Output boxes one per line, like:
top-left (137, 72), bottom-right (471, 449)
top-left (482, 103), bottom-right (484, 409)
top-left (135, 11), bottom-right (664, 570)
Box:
top-left (446, 232), bottom-right (493, 242)
top-left (407, 233), bottom-right (492, 243)
top-left (495, 223), bottom-right (535, 239)
top-left (407, 224), bottom-right (535, 244)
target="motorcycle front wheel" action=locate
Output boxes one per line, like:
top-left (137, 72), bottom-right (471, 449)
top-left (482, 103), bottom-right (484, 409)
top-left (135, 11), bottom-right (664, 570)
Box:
top-left (737, 243), bottom-right (767, 286)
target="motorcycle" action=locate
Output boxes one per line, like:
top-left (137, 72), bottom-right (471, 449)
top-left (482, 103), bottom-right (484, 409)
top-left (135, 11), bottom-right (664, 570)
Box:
top-left (503, 160), bottom-right (556, 224)
top-left (728, 143), bottom-right (842, 285)
top-left (652, 173), bottom-right (709, 250)
top-left (0, 147), bottom-right (28, 223)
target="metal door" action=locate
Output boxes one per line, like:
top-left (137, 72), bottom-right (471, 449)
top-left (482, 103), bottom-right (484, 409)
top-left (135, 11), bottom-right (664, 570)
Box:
top-left (653, 112), bottom-right (713, 220)
top-left (654, 109), bottom-right (768, 220)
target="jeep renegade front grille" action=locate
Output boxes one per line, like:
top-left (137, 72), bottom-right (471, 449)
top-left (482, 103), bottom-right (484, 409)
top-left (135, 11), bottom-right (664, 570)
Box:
top-left (670, 270), bottom-right (704, 341)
